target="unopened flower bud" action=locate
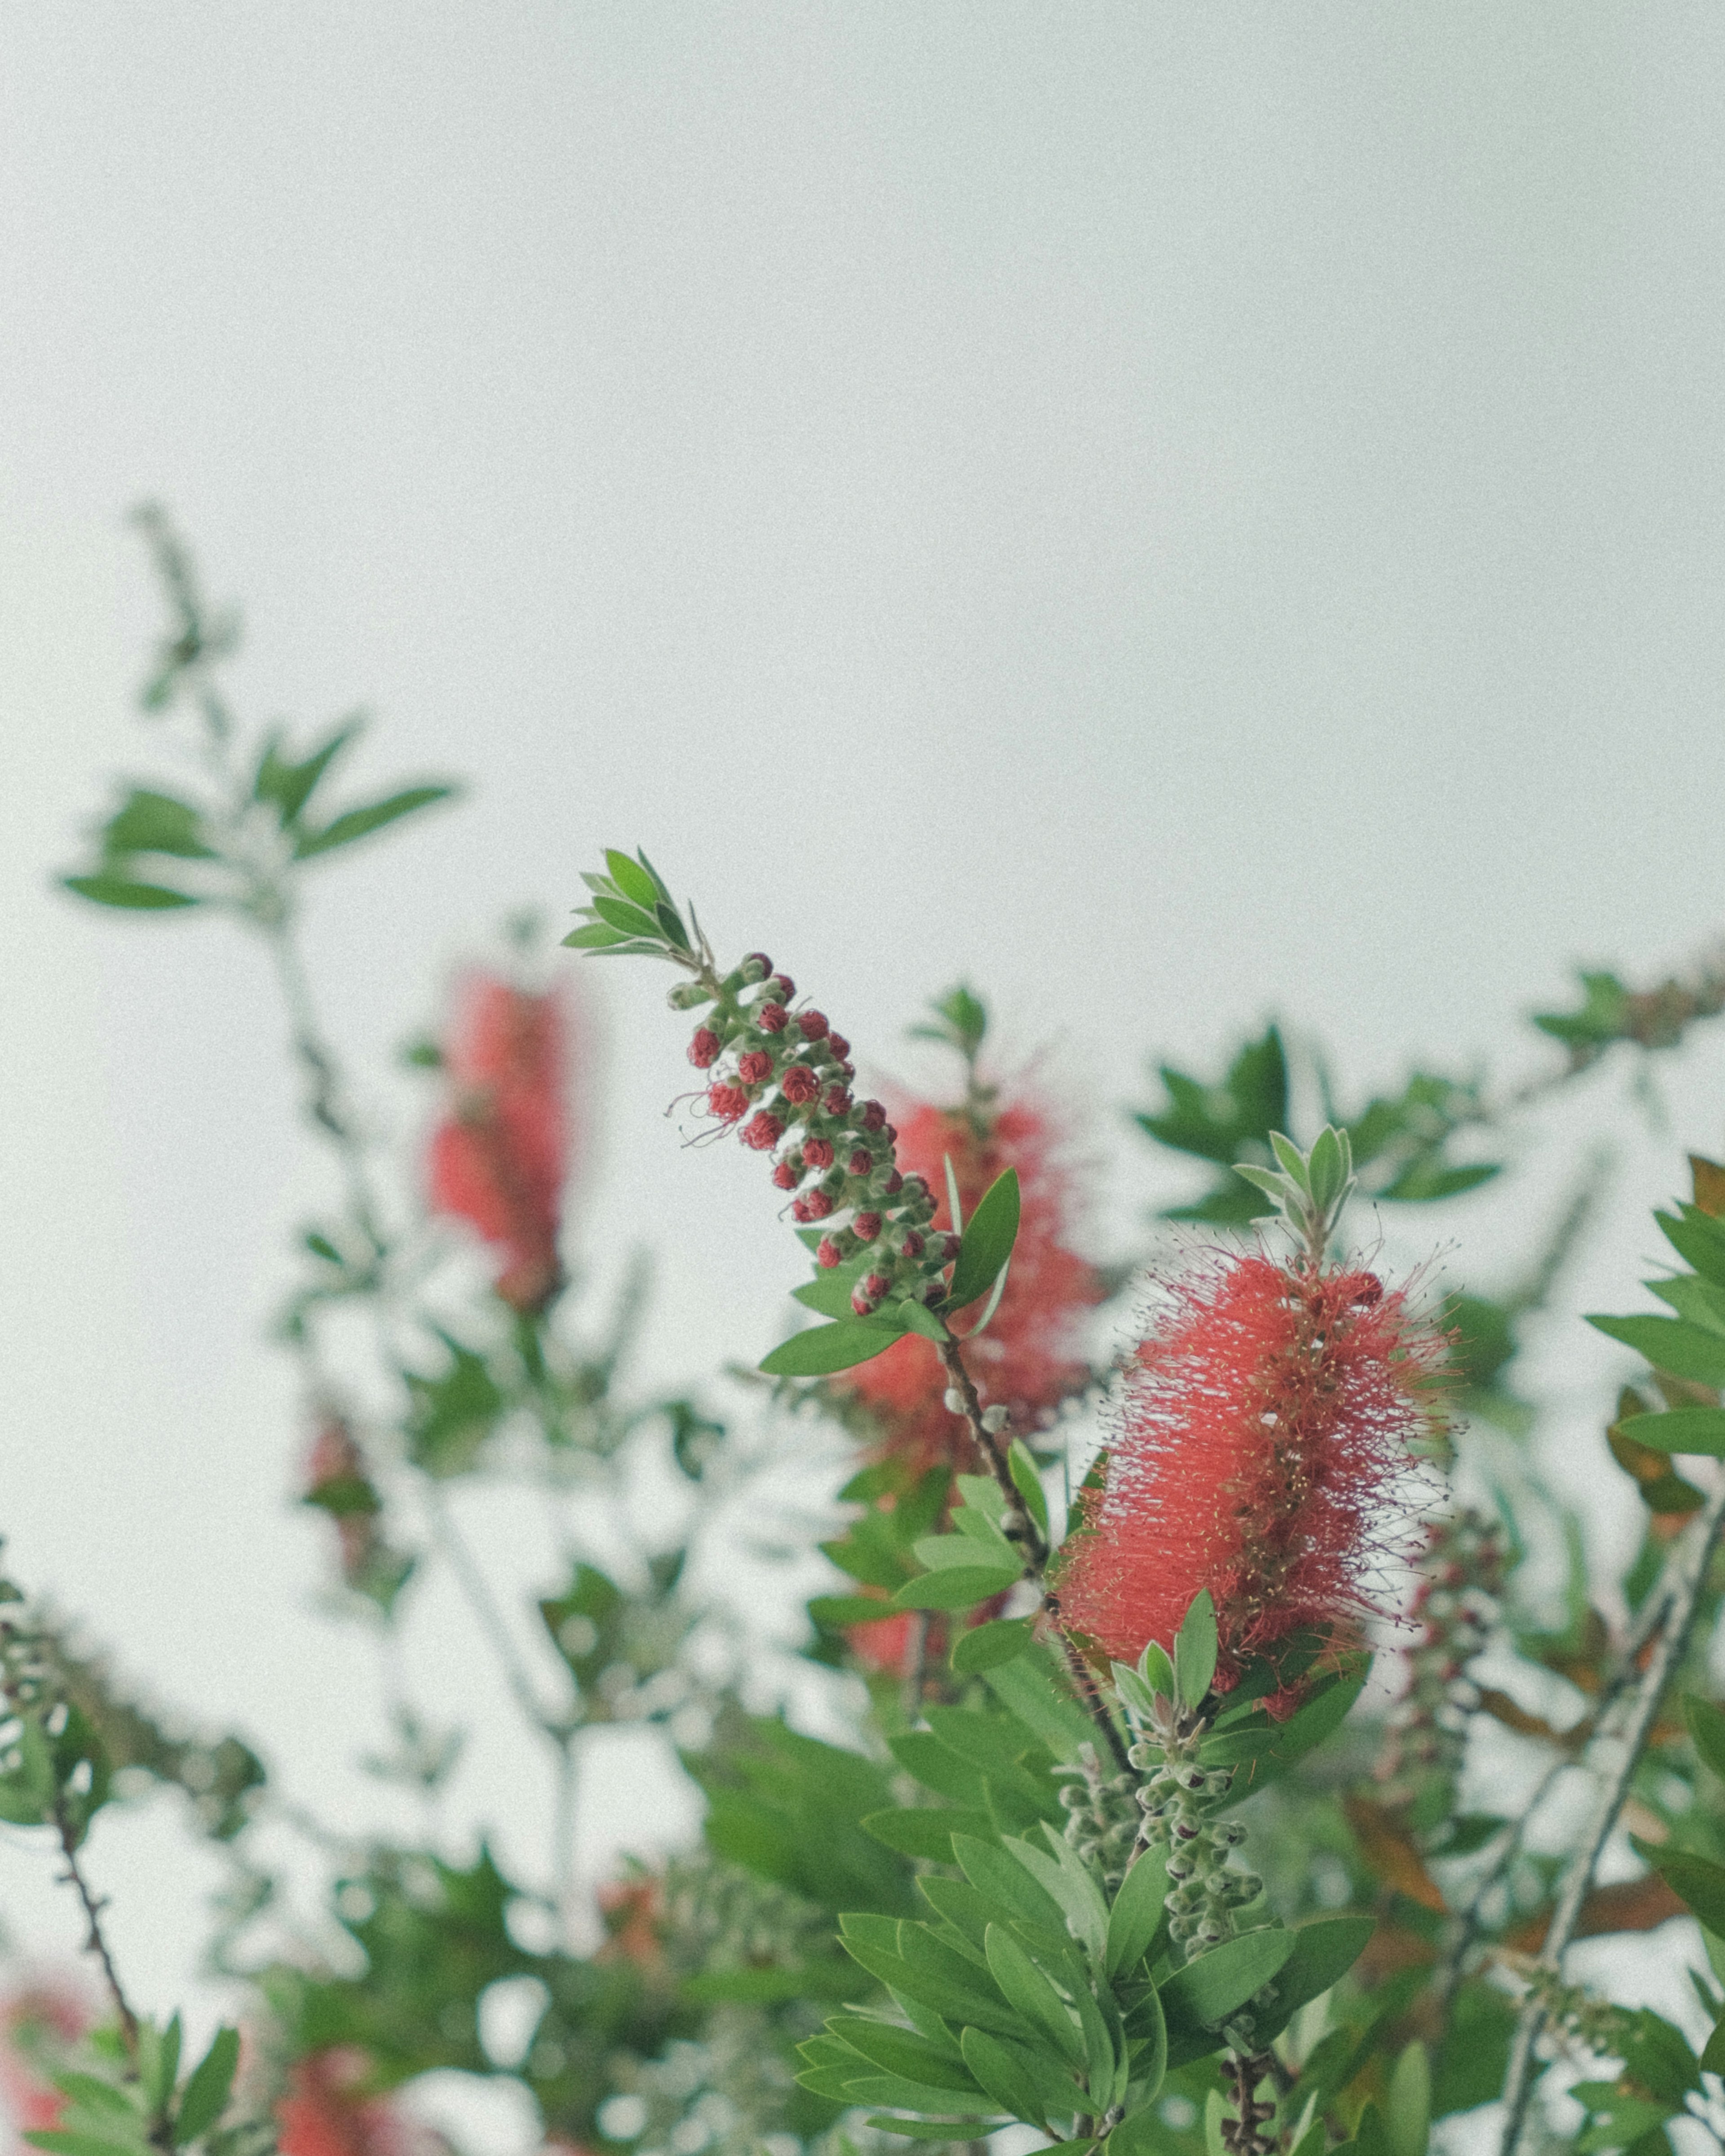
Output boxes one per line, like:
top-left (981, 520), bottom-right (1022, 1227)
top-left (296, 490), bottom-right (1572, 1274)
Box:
top-left (708, 1082), bottom-right (749, 1122)
top-left (981, 1405), bottom-right (1009, 1432)
top-left (803, 1137), bottom-right (835, 1170)
top-left (852, 1272), bottom-right (891, 1316)
top-left (848, 1149), bottom-right (874, 1176)
top-left (826, 1032), bottom-right (851, 1060)
top-left (943, 1389), bottom-right (965, 1413)
top-left (854, 1212), bottom-right (882, 1243)
top-left (816, 1237), bottom-right (843, 1269)
top-left (856, 1100), bottom-right (887, 1133)
top-left (780, 1065), bottom-right (820, 1105)
top-left (803, 1190), bottom-right (836, 1220)
top-left (770, 1160), bottom-right (800, 1191)
top-left (687, 1028), bottom-right (721, 1069)
top-left (740, 952), bottom-right (772, 984)
top-left (740, 1111), bottom-right (783, 1151)
top-left (737, 1050), bottom-right (773, 1086)
top-left (900, 1175), bottom-right (929, 1204)
top-left (797, 1010), bottom-right (829, 1041)
top-left (823, 1085), bottom-right (852, 1116)
top-left (756, 1003), bottom-right (789, 1034)
top-left (668, 982), bottom-right (711, 1010)
top-left (768, 974), bottom-right (795, 1000)
top-left (899, 1229), bottom-right (925, 1258)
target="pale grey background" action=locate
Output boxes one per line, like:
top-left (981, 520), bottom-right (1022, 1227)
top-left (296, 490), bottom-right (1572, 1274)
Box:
top-left (4, 3), bottom-right (1725, 2141)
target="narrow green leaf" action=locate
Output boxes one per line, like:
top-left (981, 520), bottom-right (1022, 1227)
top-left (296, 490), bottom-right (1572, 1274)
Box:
top-left (952, 1619), bottom-right (1035, 1674)
top-left (1613, 1408), bottom-right (1725, 1457)
top-left (1640, 1846), bottom-right (1725, 1936)
top-left (1008, 1440), bottom-right (1050, 1536)
top-left (1687, 1696), bottom-right (1725, 1785)
top-left (1105, 1852), bottom-right (1169, 1978)
top-left (862, 1807), bottom-right (1000, 1862)
top-left (984, 1925), bottom-right (1085, 2066)
top-left (1384, 2043), bottom-right (1430, 2156)
top-left (1161, 1928), bottom-right (1295, 2032)
top-left (761, 1319), bottom-right (907, 1377)
top-left (1005, 1835), bottom-right (1109, 1965)
top-left (102, 788), bottom-right (216, 860)
top-left (1112, 1664), bottom-right (1159, 1719)
top-left (1268, 1131), bottom-right (1310, 1191)
top-left (953, 1836), bottom-right (1070, 1940)
top-left (589, 893), bottom-right (664, 940)
top-left (897, 1299), bottom-right (949, 1343)
top-left (1137, 1640), bottom-right (1176, 1699)
top-left (948, 1170), bottom-right (1022, 1312)
top-left (894, 1565), bottom-right (1022, 1612)
top-left (863, 2116), bottom-right (1002, 2140)
top-left (172, 2027), bottom-right (239, 2146)
top-left (1174, 1591), bottom-right (1218, 1709)
top-left (562, 922), bottom-right (628, 948)
top-left (1247, 1916), bottom-right (1376, 2044)
top-left (957, 2027), bottom-right (1055, 2134)
top-left (24, 2134), bottom-right (144, 2156)
top-left (824, 2017), bottom-right (985, 2097)
top-left (62, 875), bottom-right (199, 910)
top-left (1587, 1314), bottom-right (1725, 1387)
top-left (605, 850), bottom-right (661, 908)
top-left (54, 2077), bottom-right (134, 2119)
top-left (294, 786), bottom-right (456, 859)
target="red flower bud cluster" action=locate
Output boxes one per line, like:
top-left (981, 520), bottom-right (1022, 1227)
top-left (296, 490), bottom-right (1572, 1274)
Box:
top-left (1055, 1253), bottom-right (1443, 1692)
top-left (427, 972), bottom-right (573, 1312)
top-left (839, 1091), bottom-right (1104, 1470)
top-left (677, 954), bottom-right (954, 1306)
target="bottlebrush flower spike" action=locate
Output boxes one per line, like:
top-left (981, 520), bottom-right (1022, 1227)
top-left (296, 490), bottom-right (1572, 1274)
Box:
top-left (1055, 1238), bottom-right (1444, 1692)
top-left (426, 971), bottom-right (573, 1313)
top-left (276, 2049), bottom-right (437, 2156)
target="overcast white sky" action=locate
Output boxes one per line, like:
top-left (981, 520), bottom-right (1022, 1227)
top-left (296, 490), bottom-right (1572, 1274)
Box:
top-left (5, 0), bottom-right (1725, 2108)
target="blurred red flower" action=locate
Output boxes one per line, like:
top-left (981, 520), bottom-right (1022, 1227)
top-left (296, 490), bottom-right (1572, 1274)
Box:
top-left (1056, 1253), bottom-right (1441, 1692)
top-left (839, 1092), bottom-right (1102, 1469)
top-left (0, 1982), bottom-right (87, 2147)
top-left (428, 975), bottom-right (573, 1312)
top-left (276, 2050), bottom-right (441, 2156)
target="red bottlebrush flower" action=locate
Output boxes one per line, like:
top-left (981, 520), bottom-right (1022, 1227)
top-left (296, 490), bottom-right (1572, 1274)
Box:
top-left (756, 1002), bottom-right (789, 1034)
top-left (740, 1111), bottom-right (783, 1151)
top-left (707, 1082), bottom-right (749, 1122)
top-left (780, 1064), bottom-right (820, 1105)
top-left (839, 1089), bottom-right (1105, 1471)
top-left (1054, 1254), bottom-right (1442, 1691)
top-left (847, 1606), bottom-right (916, 1675)
top-left (797, 1010), bottom-right (830, 1041)
top-left (276, 2050), bottom-right (438, 2156)
top-left (736, 1049), bottom-right (773, 1086)
top-left (803, 1137), bottom-right (836, 1170)
top-left (0, 1983), bottom-right (88, 2140)
top-left (687, 1027), bottom-right (721, 1068)
top-left (426, 974), bottom-right (571, 1313)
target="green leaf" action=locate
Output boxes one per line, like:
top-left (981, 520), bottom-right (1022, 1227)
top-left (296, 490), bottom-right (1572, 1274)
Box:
top-left (862, 1808), bottom-right (1000, 1862)
top-left (588, 893), bottom-right (664, 940)
top-left (916, 1533), bottom-right (1011, 1571)
top-left (605, 850), bottom-right (661, 908)
top-left (1658, 1207), bottom-right (1725, 1287)
top-left (1612, 1408), bottom-right (1725, 1456)
top-left (948, 1170), bottom-right (1022, 1312)
top-left (561, 922), bottom-right (628, 948)
top-left (1384, 2044), bottom-right (1430, 2156)
top-left (25, 2134), bottom-right (146, 2156)
top-left (1137, 1028), bottom-right (1288, 1167)
top-left (761, 1319), bottom-right (907, 1377)
top-left (1173, 1591), bottom-right (1218, 1710)
top-left (958, 2026), bottom-right (1083, 2132)
top-left (841, 1930), bottom-right (1020, 2037)
top-left (1008, 1440), bottom-right (1049, 1536)
top-left (894, 1566), bottom-right (1022, 1612)
top-left (55, 2076), bottom-right (135, 2120)
top-left (863, 2116), bottom-right (1003, 2140)
top-left (1138, 1640), bottom-right (1176, 1699)
top-left (1005, 1834), bottom-right (1110, 1965)
top-left (102, 788), bottom-right (216, 860)
top-left (952, 1619), bottom-right (1035, 1674)
top-left (1162, 1928), bottom-right (1296, 2032)
top-left (1306, 1126), bottom-right (1346, 1213)
top-left (253, 725), bottom-right (360, 824)
top-left (953, 1836), bottom-right (1071, 1941)
top-left (984, 1925), bottom-right (1085, 2066)
top-left (895, 1298), bottom-right (949, 1342)
top-left (1687, 1696), bottom-right (1725, 1785)
top-left (1702, 2013), bottom-right (1725, 2079)
top-left (294, 786), bottom-right (456, 859)
top-left (1588, 1314), bottom-right (1725, 1387)
top-left (1247, 1917), bottom-right (1376, 2044)
top-left (173, 2027), bottom-right (239, 2146)
top-left (62, 874), bottom-right (200, 910)
top-left (824, 2018), bottom-right (985, 2098)
top-left (1106, 1852), bottom-right (1169, 1978)
top-left (1639, 1846), bottom-right (1725, 1936)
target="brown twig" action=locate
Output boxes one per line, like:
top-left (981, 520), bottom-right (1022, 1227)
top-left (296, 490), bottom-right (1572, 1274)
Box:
top-left (51, 1799), bottom-right (140, 2060)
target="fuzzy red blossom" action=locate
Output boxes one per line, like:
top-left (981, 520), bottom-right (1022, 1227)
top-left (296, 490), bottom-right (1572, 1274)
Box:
top-left (0, 1983), bottom-right (88, 2144)
top-left (736, 1050), bottom-right (773, 1086)
top-left (276, 2051), bottom-right (442, 2156)
top-left (771, 1160), bottom-right (801, 1190)
top-left (817, 1237), bottom-right (843, 1268)
top-left (797, 1010), bottom-right (830, 1041)
top-left (740, 1111), bottom-right (783, 1151)
top-left (827, 1032), bottom-right (851, 1060)
top-left (840, 1091), bottom-right (1104, 1470)
top-left (780, 1064), bottom-right (820, 1105)
top-left (707, 1082), bottom-right (749, 1122)
top-left (427, 974), bottom-right (571, 1312)
top-left (756, 1003), bottom-right (789, 1034)
top-left (847, 1149), bottom-right (873, 1176)
top-left (803, 1137), bottom-right (836, 1171)
top-left (1055, 1253), bottom-right (1442, 1692)
top-left (854, 1212), bottom-right (882, 1243)
top-left (687, 1028), bottom-right (720, 1068)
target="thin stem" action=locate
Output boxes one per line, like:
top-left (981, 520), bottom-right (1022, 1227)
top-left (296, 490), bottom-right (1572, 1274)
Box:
top-left (935, 1334), bottom-right (1131, 1772)
top-left (552, 1734), bottom-right (581, 1943)
top-left (899, 1611), bottom-right (932, 1726)
top-left (265, 923), bottom-right (388, 1246)
top-left (423, 1485), bottom-right (565, 1739)
top-left (1497, 1471), bottom-right (1725, 2155)
top-left (52, 1801), bottom-right (140, 2060)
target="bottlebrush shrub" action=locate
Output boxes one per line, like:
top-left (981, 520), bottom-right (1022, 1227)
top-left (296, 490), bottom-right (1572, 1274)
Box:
top-left (21, 527), bottom-right (1725, 2156)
